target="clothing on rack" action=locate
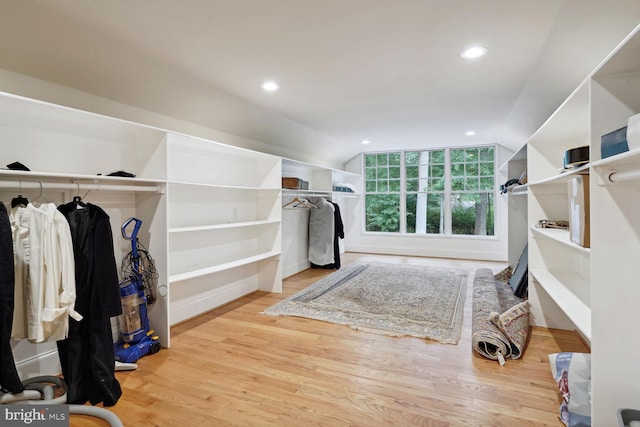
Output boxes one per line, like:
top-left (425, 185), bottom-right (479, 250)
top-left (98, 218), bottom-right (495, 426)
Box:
top-left (10, 203), bottom-right (82, 343)
top-left (0, 202), bottom-right (24, 393)
top-left (57, 201), bottom-right (122, 407)
top-left (308, 197), bottom-right (335, 266)
top-left (310, 200), bottom-right (344, 269)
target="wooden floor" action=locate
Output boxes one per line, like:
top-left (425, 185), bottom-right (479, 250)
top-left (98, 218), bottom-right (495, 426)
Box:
top-left (71, 253), bottom-right (589, 426)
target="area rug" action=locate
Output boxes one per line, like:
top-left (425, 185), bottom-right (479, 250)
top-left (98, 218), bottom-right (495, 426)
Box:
top-left (262, 263), bottom-right (470, 344)
top-left (471, 268), bottom-right (528, 363)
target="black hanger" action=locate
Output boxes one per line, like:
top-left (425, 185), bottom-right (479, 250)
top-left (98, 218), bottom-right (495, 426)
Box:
top-left (73, 195), bottom-right (87, 208)
top-left (72, 183), bottom-right (87, 208)
top-left (11, 194), bottom-right (28, 208)
top-left (11, 182), bottom-right (28, 208)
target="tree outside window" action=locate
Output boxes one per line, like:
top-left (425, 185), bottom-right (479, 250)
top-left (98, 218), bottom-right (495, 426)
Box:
top-left (364, 146), bottom-right (495, 236)
top-left (450, 147), bottom-right (495, 236)
top-left (405, 150), bottom-right (445, 234)
top-left (364, 153), bottom-right (401, 232)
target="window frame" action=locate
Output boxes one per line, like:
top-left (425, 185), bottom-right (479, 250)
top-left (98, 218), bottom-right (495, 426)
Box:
top-left (362, 144), bottom-right (497, 238)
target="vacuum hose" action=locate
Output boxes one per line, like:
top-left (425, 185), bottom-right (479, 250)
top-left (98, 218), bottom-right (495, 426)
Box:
top-left (1, 375), bottom-right (124, 427)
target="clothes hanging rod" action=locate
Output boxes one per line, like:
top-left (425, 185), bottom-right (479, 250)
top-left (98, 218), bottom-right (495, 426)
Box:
top-left (607, 169), bottom-right (640, 183)
top-left (281, 189), bottom-right (331, 196)
top-left (0, 180), bottom-right (164, 193)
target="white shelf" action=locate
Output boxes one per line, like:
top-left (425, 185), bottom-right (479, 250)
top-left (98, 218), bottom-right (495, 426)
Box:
top-left (528, 164), bottom-right (590, 187)
top-left (331, 191), bottom-right (360, 198)
top-left (169, 180), bottom-right (280, 191)
top-left (281, 157), bottom-right (361, 194)
top-left (508, 184), bottom-right (528, 195)
top-left (0, 169), bottom-right (165, 193)
top-left (281, 188), bottom-right (361, 197)
top-left (169, 219), bottom-right (280, 234)
top-left (169, 250), bottom-right (281, 283)
top-left (282, 188), bottom-right (331, 196)
top-left (531, 227), bottom-right (591, 254)
top-left (530, 268), bottom-right (591, 340)
top-left (592, 148), bottom-right (640, 169)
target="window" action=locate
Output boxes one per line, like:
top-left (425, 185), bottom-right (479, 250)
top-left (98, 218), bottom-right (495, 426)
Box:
top-left (364, 146), bottom-right (495, 236)
top-left (450, 147), bottom-right (495, 235)
top-left (405, 150), bottom-right (445, 234)
top-left (364, 153), bottom-right (401, 232)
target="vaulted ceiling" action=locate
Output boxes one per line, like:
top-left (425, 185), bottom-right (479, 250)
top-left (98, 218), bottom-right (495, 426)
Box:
top-left (0, 1), bottom-right (639, 166)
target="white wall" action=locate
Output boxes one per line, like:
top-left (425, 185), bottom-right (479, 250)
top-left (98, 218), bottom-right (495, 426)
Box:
top-left (343, 146), bottom-right (512, 262)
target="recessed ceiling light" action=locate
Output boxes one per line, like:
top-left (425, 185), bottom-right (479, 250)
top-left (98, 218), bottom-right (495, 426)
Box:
top-left (460, 46), bottom-right (487, 59)
top-left (361, 139), bottom-right (371, 145)
top-left (465, 131), bottom-right (476, 136)
top-left (261, 81), bottom-right (279, 92)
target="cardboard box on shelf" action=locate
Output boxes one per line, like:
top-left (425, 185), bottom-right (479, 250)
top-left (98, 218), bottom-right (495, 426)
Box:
top-left (282, 177), bottom-right (309, 190)
top-left (568, 174), bottom-right (590, 248)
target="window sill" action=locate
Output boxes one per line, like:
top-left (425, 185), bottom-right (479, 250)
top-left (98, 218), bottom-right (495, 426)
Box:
top-left (361, 231), bottom-right (499, 241)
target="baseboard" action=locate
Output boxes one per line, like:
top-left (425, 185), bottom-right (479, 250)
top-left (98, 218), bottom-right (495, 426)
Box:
top-left (16, 349), bottom-right (62, 379)
top-left (345, 245), bottom-right (506, 262)
top-left (170, 280), bottom-right (259, 325)
top-left (283, 259), bottom-right (311, 279)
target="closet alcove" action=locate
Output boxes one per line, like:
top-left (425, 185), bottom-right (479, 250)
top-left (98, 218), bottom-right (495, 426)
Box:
top-left (281, 158), bottom-right (361, 278)
top-left (0, 91), bottom-right (284, 377)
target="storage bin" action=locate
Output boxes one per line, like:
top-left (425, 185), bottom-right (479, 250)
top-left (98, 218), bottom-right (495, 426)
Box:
top-left (601, 126), bottom-right (629, 159)
top-left (282, 177), bottom-right (308, 190)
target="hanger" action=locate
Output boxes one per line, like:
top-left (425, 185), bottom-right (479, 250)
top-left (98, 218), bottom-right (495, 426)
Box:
top-left (31, 182), bottom-right (50, 205)
top-left (73, 183), bottom-right (87, 209)
top-left (283, 196), bottom-right (306, 209)
top-left (283, 196), bottom-right (317, 209)
top-left (295, 198), bottom-right (317, 208)
top-left (11, 182), bottom-right (29, 208)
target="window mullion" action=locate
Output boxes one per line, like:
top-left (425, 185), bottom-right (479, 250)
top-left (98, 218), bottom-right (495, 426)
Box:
top-left (399, 151), bottom-right (406, 234)
top-left (444, 147), bottom-right (452, 235)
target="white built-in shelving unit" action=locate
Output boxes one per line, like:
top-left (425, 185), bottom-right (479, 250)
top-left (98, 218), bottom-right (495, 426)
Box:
top-left (280, 158), bottom-right (361, 278)
top-left (166, 133), bottom-right (282, 325)
top-left (498, 144), bottom-right (528, 268)
top-left (526, 23), bottom-right (640, 424)
top-left (0, 90), bottom-right (283, 376)
top-left (281, 158), bottom-right (361, 198)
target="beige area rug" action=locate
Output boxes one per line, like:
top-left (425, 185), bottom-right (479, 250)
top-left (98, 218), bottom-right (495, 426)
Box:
top-left (262, 263), bottom-right (470, 344)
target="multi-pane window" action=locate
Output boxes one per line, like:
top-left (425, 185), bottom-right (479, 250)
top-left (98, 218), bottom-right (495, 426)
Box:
top-left (364, 153), bottom-right (401, 232)
top-left (450, 147), bottom-right (495, 235)
top-left (405, 150), bottom-right (445, 234)
top-left (364, 146), bottom-right (495, 236)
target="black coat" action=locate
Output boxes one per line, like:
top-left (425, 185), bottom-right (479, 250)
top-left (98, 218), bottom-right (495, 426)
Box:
top-left (0, 202), bottom-right (24, 393)
top-left (57, 201), bottom-right (122, 406)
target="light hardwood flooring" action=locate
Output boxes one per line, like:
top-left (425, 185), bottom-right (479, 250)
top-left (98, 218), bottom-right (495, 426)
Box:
top-left (71, 253), bottom-right (589, 426)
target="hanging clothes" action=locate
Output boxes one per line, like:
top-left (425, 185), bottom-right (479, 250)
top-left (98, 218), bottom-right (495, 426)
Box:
top-left (308, 197), bottom-right (335, 266)
top-left (10, 203), bottom-right (82, 343)
top-left (57, 201), bottom-right (122, 407)
top-left (0, 201), bottom-right (24, 393)
top-left (329, 201), bottom-right (345, 269)
top-left (310, 201), bottom-right (344, 269)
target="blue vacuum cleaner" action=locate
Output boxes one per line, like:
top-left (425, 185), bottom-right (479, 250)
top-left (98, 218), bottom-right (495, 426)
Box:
top-left (113, 217), bottom-right (161, 363)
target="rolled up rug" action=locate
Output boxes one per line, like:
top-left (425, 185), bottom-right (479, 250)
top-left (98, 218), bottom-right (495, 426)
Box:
top-left (471, 268), bottom-right (528, 364)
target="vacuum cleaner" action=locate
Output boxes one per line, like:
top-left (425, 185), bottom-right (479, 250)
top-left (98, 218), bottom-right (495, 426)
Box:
top-left (113, 217), bottom-right (161, 363)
